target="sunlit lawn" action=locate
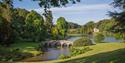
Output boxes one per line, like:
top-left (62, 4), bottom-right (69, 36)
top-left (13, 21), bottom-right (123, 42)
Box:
top-left (17, 42), bottom-right (125, 63)
top-left (10, 41), bottom-right (41, 55)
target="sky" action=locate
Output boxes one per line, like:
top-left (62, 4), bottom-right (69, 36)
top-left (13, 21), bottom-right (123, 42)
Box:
top-left (13, 0), bottom-right (116, 25)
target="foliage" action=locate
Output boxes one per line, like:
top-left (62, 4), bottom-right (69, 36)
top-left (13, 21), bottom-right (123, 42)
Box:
top-left (24, 10), bottom-right (47, 42)
top-left (94, 33), bottom-right (105, 43)
top-left (51, 26), bottom-right (60, 40)
top-left (0, 0), bottom-right (14, 46)
top-left (33, 0), bottom-right (80, 8)
top-left (43, 10), bottom-right (53, 36)
top-left (80, 21), bottom-right (95, 34)
top-left (67, 22), bottom-right (81, 29)
top-left (11, 8), bottom-right (29, 40)
top-left (70, 47), bottom-right (91, 57)
top-left (56, 17), bottom-right (68, 39)
top-left (96, 19), bottom-right (117, 32)
top-left (0, 47), bottom-right (33, 62)
top-left (109, 0), bottom-right (125, 34)
top-left (73, 37), bottom-right (92, 46)
top-left (59, 47), bottom-right (91, 59)
top-left (58, 54), bottom-right (70, 59)
top-left (60, 43), bottom-right (125, 63)
top-left (68, 28), bottom-right (81, 34)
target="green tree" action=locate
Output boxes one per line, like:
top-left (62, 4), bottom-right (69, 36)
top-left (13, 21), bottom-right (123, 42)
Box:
top-left (51, 26), bottom-right (59, 40)
top-left (56, 17), bottom-right (68, 39)
top-left (25, 10), bottom-right (46, 41)
top-left (43, 10), bottom-right (53, 35)
top-left (74, 37), bottom-right (92, 46)
top-left (67, 22), bottom-right (81, 29)
top-left (33, 0), bottom-right (80, 9)
top-left (0, 0), bottom-right (14, 46)
top-left (11, 8), bottom-right (29, 40)
top-left (94, 33), bottom-right (105, 43)
top-left (81, 21), bottom-right (95, 34)
top-left (109, 0), bottom-right (125, 33)
top-left (96, 19), bottom-right (117, 32)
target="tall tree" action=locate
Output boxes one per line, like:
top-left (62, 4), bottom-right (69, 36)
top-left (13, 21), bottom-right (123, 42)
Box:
top-left (109, 0), bottom-right (125, 33)
top-left (56, 17), bottom-right (68, 39)
top-left (25, 10), bottom-right (46, 41)
top-left (43, 10), bottom-right (53, 34)
top-left (81, 21), bottom-right (95, 34)
top-left (11, 8), bottom-right (29, 40)
top-left (0, 0), bottom-right (14, 46)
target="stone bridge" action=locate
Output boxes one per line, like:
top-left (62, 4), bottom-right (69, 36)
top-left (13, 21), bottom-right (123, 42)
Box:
top-left (42, 40), bottom-right (73, 47)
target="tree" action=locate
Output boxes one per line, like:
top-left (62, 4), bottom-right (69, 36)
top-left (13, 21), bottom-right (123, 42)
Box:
top-left (43, 10), bottom-right (53, 35)
top-left (11, 8), bottom-right (29, 40)
top-left (0, 0), bottom-right (81, 46)
top-left (96, 19), bottom-right (117, 32)
top-left (33, 0), bottom-right (80, 9)
top-left (81, 21), bottom-right (95, 34)
top-left (0, 0), bottom-right (13, 22)
top-left (56, 17), bottom-right (68, 39)
top-left (51, 26), bottom-right (59, 40)
top-left (0, 0), bottom-right (14, 46)
top-left (94, 33), bottom-right (104, 43)
top-left (67, 22), bottom-right (81, 29)
top-left (109, 0), bottom-right (125, 33)
top-left (25, 10), bottom-right (46, 41)
top-left (74, 37), bottom-right (92, 46)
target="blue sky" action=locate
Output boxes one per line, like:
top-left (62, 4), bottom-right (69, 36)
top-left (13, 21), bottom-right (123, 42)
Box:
top-left (13, 0), bottom-right (115, 25)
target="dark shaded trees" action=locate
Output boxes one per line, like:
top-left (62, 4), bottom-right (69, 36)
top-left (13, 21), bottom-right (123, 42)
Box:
top-left (109, 0), bottom-right (125, 33)
top-left (11, 8), bottom-right (29, 40)
top-left (43, 10), bottom-right (53, 37)
top-left (0, 0), bottom-right (81, 46)
top-left (0, 0), bottom-right (14, 46)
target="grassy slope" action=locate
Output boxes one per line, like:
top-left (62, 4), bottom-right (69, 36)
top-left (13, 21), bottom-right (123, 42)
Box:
top-left (17, 43), bottom-right (125, 63)
top-left (10, 42), bottom-right (41, 55)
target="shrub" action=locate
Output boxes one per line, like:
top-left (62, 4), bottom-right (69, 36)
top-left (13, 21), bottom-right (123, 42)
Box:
top-left (94, 33), bottom-right (104, 43)
top-left (73, 37), bottom-right (92, 46)
top-left (0, 47), bottom-right (33, 62)
top-left (70, 47), bottom-right (91, 57)
top-left (58, 54), bottom-right (70, 59)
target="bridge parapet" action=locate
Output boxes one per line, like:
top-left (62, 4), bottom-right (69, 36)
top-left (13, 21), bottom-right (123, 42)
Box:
top-left (42, 40), bottom-right (73, 47)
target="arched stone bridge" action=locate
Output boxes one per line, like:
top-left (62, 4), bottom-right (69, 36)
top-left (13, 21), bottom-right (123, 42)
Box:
top-left (42, 40), bottom-right (73, 47)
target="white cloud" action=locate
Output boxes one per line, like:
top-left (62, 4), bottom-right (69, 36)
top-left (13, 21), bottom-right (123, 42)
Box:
top-left (33, 4), bottom-right (113, 13)
top-left (31, 3), bottom-right (114, 25)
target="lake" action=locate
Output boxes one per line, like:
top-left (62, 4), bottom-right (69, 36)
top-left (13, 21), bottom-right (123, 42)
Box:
top-left (23, 37), bottom-right (80, 62)
top-left (23, 36), bottom-right (123, 62)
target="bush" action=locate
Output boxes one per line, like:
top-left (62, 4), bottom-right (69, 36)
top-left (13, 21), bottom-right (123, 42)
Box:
top-left (73, 37), bottom-right (92, 46)
top-left (58, 47), bottom-right (92, 59)
top-left (70, 47), bottom-right (91, 57)
top-left (58, 54), bottom-right (70, 59)
top-left (0, 47), bottom-right (33, 62)
top-left (94, 33), bottom-right (104, 43)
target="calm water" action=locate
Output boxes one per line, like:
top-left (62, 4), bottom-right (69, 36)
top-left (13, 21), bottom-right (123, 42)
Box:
top-left (23, 36), bottom-right (123, 62)
top-left (103, 37), bottom-right (123, 42)
top-left (23, 37), bottom-right (80, 62)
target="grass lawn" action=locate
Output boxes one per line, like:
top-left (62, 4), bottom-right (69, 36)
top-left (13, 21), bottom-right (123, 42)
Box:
top-left (10, 41), bottom-right (41, 55)
top-left (17, 43), bottom-right (125, 63)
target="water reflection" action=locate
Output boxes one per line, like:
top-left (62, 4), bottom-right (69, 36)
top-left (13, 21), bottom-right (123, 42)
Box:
top-left (23, 47), bottom-right (70, 62)
top-left (103, 37), bottom-right (123, 42)
top-left (23, 36), bottom-right (123, 62)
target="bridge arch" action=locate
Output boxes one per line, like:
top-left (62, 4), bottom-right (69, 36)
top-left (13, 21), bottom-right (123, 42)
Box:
top-left (42, 40), bottom-right (73, 47)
